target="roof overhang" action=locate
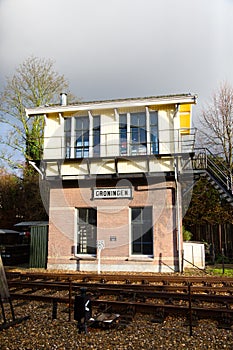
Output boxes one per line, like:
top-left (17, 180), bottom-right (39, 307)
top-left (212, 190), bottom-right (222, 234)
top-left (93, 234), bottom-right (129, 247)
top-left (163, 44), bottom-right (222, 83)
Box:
top-left (0, 229), bottom-right (21, 235)
top-left (25, 93), bottom-right (197, 117)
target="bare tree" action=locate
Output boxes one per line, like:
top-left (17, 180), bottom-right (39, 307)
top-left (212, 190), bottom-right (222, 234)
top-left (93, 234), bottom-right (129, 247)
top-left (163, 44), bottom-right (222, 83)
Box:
top-left (199, 82), bottom-right (233, 171)
top-left (0, 56), bottom-right (75, 168)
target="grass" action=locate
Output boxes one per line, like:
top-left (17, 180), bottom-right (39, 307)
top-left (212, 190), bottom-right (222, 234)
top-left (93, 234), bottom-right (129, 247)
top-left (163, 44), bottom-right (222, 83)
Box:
top-left (206, 265), bottom-right (233, 276)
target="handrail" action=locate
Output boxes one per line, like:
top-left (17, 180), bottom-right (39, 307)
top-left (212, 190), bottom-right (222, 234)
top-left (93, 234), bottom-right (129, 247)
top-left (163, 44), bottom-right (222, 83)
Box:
top-left (193, 148), bottom-right (233, 194)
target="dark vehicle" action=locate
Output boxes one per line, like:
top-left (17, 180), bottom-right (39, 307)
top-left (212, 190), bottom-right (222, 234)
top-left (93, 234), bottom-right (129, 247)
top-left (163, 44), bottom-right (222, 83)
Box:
top-left (0, 229), bottom-right (30, 266)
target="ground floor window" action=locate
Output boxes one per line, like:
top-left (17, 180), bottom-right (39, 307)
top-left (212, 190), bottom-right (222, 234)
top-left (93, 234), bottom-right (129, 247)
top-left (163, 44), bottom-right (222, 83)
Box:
top-left (131, 207), bottom-right (153, 255)
top-left (76, 208), bottom-right (97, 254)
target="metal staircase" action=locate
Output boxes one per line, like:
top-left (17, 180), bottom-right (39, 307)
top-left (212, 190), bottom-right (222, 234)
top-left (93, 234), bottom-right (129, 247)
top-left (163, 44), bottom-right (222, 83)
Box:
top-left (191, 148), bottom-right (233, 205)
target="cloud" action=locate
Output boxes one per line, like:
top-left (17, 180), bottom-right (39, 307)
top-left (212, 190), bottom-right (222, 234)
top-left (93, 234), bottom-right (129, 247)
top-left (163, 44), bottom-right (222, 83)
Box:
top-left (0, 0), bottom-right (233, 109)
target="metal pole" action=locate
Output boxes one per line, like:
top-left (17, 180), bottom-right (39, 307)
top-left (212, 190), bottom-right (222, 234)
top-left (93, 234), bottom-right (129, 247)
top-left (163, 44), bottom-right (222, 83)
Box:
top-left (97, 248), bottom-right (101, 274)
top-left (8, 298), bottom-right (15, 321)
top-left (52, 299), bottom-right (58, 319)
top-left (68, 279), bottom-right (72, 322)
top-left (174, 158), bottom-right (182, 272)
top-left (188, 282), bottom-right (193, 336)
top-left (222, 248), bottom-right (225, 275)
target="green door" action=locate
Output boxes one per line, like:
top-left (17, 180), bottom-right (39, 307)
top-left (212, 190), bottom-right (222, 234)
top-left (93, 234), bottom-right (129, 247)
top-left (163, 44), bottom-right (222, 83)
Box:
top-left (29, 225), bottom-right (48, 268)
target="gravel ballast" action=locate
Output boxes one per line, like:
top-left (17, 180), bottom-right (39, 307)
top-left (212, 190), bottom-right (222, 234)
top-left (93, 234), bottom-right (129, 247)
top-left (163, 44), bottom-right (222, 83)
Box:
top-left (1, 300), bottom-right (233, 349)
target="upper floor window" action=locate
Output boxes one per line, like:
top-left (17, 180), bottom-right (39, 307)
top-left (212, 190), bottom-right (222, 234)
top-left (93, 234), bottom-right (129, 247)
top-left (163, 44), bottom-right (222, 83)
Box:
top-left (93, 116), bottom-right (100, 157)
top-left (64, 118), bottom-right (71, 158)
top-left (130, 112), bottom-right (147, 155)
top-left (64, 114), bottom-right (101, 159)
top-left (119, 114), bottom-right (127, 155)
top-left (119, 111), bottom-right (158, 156)
top-left (64, 110), bottom-right (158, 159)
top-left (150, 111), bottom-right (159, 154)
top-left (75, 116), bottom-right (89, 158)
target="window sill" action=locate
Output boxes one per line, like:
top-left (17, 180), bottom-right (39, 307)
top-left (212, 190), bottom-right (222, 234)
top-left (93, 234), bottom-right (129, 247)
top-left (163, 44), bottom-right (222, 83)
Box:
top-left (70, 255), bottom-right (96, 261)
top-left (126, 257), bottom-right (154, 262)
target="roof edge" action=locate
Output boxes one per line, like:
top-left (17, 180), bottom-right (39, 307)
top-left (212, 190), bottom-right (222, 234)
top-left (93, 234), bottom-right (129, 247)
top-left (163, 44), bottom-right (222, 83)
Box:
top-left (25, 93), bottom-right (197, 116)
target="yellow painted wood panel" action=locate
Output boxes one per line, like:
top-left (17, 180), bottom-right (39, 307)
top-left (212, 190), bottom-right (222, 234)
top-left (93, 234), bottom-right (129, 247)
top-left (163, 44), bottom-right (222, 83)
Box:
top-left (179, 104), bottom-right (191, 134)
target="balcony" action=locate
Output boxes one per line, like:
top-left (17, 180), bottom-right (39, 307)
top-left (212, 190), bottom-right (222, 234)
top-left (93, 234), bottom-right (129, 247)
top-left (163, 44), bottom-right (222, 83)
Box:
top-left (42, 128), bottom-right (196, 161)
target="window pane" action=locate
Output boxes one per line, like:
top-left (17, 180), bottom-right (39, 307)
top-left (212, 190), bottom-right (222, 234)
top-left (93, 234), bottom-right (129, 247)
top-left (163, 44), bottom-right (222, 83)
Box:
top-left (83, 117), bottom-right (89, 130)
top-left (140, 128), bottom-right (146, 143)
top-left (138, 113), bottom-right (146, 127)
top-left (150, 112), bottom-right (158, 125)
top-left (93, 133), bottom-right (100, 145)
top-left (78, 208), bottom-right (87, 223)
top-left (151, 127), bottom-right (157, 141)
top-left (84, 132), bottom-right (89, 144)
top-left (133, 225), bottom-right (142, 241)
top-left (93, 116), bottom-right (100, 156)
top-left (77, 208), bottom-right (97, 254)
top-left (76, 118), bottom-right (82, 130)
top-left (143, 241), bottom-right (153, 255)
top-left (131, 114), bottom-right (138, 126)
top-left (89, 208), bottom-right (97, 225)
top-left (130, 113), bottom-right (147, 155)
top-left (64, 118), bottom-right (71, 132)
top-left (120, 114), bottom-right (128, 155)
top-left (93, 116), bottom-right (100, 129)
top-left (131, 128), bottom-right (138, 142)
top-left (120, 114), bottom-right (127, 127)
top-left (150, 112), bottom-right (158, 155)
top-left (131, 207), bottom-right (153, 255)
top-left (132, 208), bottom-right (142, 222)
top-left (76, 117), bottom-right (89, 130)
top-left (143, 206), bottom-right (151, 221)
top-left (133, 241), bottom-right (142, 254)
top-left (64, 119), bottom-right (71, 158)
top-left (131, 113), bottom-right (145, 126)
top-left (75, 117), bottom-right (89, 158)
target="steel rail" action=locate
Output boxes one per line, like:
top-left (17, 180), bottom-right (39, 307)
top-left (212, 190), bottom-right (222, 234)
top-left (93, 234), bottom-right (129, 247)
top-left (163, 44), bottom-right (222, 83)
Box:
top-left (10, 292), bottom-right (233, 327)
top-left (7, 279), bottom-right (233, 296)
top-left (5, 271), bottom-right (233, 330)
top-left (5, 270), bottom-right (233, 285)
top-left (9, 283), bottom-right (233, 306)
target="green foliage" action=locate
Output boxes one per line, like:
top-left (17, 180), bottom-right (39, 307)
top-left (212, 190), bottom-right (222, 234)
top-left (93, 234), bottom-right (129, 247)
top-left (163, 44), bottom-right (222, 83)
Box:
top-left (0, 169), bottom-right (22, 228)
top-left (183, 176), bottom-right (233, 227)
top-left (0, 56), bottom-right (76, 168)
top-left (214, 253), bottom-right (231, 264)
top-left (206, 267), bottom-right (233, 276)
top-left (0, 168), bottom-right (48, 229)
top-left (182, 226), bottom-right (192, 241)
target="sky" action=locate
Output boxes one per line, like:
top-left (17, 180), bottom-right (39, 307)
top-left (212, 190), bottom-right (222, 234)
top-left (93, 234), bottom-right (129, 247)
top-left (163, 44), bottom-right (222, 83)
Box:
top-left (1, 0), bottom-right (233, 161)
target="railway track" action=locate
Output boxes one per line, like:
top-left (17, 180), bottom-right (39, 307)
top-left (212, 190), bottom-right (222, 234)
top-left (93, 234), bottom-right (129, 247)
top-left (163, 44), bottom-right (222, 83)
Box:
top-left (5, 270), bottom-right (233, 285)
top-left (4, 271), bottom-right (233, 330)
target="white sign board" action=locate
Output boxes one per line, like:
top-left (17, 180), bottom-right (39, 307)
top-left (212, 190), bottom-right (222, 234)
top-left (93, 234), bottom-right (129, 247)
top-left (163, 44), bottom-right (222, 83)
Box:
top-left (93, 188), bottom-right (132, 199)
top-left (96, 240), bottom-right (105, 250)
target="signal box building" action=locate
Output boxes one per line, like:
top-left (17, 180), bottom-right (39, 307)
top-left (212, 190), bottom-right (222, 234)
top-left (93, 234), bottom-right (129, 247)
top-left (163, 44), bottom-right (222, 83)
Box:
top-left (26, 93), bottom-right (197, 272)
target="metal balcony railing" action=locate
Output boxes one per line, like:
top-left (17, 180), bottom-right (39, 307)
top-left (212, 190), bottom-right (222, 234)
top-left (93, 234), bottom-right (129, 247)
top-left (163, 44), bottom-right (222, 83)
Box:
top-left (42, 128), bottom-right (197, 161)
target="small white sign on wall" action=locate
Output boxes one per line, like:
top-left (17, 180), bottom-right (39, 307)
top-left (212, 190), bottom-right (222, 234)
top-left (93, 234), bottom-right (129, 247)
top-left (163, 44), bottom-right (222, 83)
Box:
top-left (93, 187), bottom-right (132, 199)
top-left (96, 240), bottom-right (105, 250)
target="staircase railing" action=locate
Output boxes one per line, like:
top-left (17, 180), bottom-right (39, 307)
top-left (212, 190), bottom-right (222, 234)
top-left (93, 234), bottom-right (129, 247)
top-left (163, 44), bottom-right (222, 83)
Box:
top-left (193, 148), bottom-right (233, 195)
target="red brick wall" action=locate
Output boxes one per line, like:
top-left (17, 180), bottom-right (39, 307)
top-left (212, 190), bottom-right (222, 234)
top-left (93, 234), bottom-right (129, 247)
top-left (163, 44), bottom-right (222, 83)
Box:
top-left (47, 179), bottom-right (179, 271)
